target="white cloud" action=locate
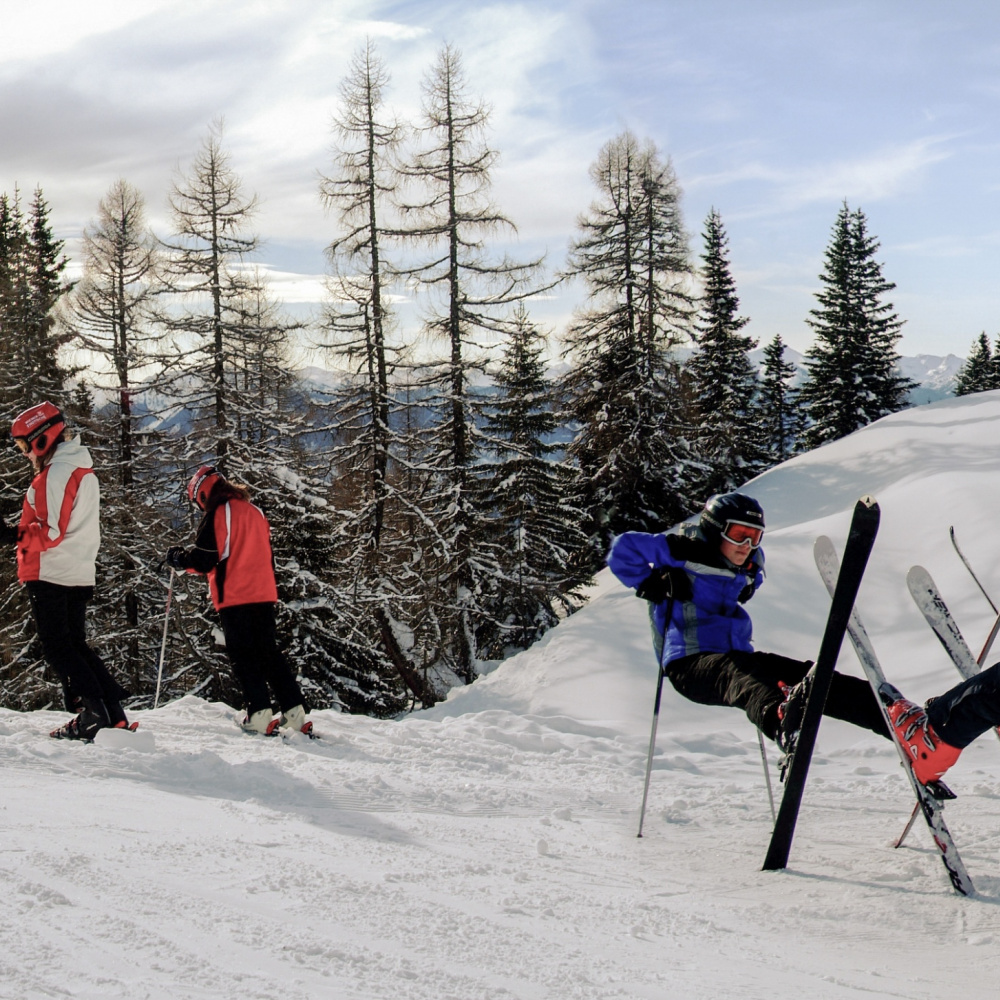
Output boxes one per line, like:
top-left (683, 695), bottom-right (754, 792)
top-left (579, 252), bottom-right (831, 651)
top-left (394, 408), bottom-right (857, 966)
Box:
top-left (687, 136), bottom-right (955, 216)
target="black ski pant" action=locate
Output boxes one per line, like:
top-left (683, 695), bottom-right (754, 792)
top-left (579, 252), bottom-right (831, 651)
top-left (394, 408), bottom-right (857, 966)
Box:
top-left (927, 660), bottom-right (1000, 749)
top-left (26, 581), bottom-right (128, 718)
top-left (218, 602), bottom-right (304, 717)
top-left (664, 649), bottom-right (890, 744)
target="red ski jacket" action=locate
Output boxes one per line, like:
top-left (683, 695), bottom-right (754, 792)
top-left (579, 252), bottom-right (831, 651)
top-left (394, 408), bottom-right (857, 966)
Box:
top-left (186, 498), bottom-right (279, 610)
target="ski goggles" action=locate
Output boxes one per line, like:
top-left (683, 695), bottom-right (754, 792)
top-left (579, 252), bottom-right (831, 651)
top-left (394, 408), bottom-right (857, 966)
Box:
top-left (721, 520), bottom-right (764, 548)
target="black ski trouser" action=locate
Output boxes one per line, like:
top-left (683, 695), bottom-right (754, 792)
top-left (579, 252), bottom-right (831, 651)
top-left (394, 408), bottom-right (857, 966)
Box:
top-left (26, 581), bottom-right (128, 714)
top-left (928, 660), bottom-right (1000, 749)
top-left (218, 602), bottom-right (303, 717)
top-left (664, 649), bottom-right (890, 744)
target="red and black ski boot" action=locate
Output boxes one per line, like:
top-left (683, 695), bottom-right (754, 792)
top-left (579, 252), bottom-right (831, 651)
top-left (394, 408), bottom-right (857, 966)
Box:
top-left (879, 683), bottom-right (961, 785)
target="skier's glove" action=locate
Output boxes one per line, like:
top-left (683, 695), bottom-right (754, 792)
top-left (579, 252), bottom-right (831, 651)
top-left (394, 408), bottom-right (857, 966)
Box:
top-left (165, 546), bottom-right (189, 571)
top-left (737, 557), bottom-right (760, 604)
top-left (635, 566), bottom-right (692, 603)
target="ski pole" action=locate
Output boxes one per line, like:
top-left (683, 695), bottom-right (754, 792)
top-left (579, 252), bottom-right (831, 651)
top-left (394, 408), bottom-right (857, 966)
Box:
top-left (757, 728), bottom-right (776, 823)
top-left (950, 526), bottom-right (998, 614)
top-left (978, 613), bottom-right (1000, 667)
top-left (154, 569), bottom-right (175, 710)
top-left (948, 526), bottom-right (1000, 665)
top-left (894, 802), bottom-right (921, 849)
top-left (637, 663), bottom-right (666, 838)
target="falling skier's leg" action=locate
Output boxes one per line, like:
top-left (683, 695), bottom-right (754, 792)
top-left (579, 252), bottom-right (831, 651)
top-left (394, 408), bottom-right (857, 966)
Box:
top-left (882, 661), bottom-right (1000, 784)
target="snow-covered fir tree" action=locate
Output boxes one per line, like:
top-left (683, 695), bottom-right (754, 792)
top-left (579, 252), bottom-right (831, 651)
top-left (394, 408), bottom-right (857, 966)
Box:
top-left (561, 130), bottom-right (695, 561)
top-left (478, 305), bottom-right (592, 658)
top-left (757, 334), bottom-right (806, 465)
top-left (954, 333), bottom-right (995, 396)
top-left (797, 203), bottom-right (915, 447)
top-left (686, 208), bottom-right (762, 495)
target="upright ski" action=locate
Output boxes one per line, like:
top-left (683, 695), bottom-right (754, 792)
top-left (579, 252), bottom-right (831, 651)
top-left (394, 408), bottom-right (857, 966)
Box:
top-left (818, 540), bottom-right (974, 895)
top-left (762, 496), bottom-right (880, 873)
top-left (907, 566), bottom-right (1000, 749)
top-left (906, 566), bottom-right (979, 678)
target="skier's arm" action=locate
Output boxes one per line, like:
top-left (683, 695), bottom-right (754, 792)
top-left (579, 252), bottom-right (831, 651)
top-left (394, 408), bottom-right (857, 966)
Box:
top-left (166, 514), bottom-right (220, 574)
top-left (607, 531), bottom-right (681, 590)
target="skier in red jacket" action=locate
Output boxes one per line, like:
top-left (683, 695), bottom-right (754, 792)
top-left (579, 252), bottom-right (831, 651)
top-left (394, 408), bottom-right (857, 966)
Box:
top-left (165, 466), bottom-right (311, 736)
top-left (7, 401), bottom-right (132, 740)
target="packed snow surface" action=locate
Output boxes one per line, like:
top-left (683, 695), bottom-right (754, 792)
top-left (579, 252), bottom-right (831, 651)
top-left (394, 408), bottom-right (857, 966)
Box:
top-left (7, 392), bottom-right (1000, 999)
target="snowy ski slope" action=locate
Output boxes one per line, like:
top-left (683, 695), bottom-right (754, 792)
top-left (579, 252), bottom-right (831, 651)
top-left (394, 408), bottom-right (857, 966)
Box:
top-left (6, 391), bottom-right (1000, 998)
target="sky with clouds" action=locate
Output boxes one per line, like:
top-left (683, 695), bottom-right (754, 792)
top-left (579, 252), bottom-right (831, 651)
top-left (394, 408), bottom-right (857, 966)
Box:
top-left (3, 0), bottom-right (999, 359)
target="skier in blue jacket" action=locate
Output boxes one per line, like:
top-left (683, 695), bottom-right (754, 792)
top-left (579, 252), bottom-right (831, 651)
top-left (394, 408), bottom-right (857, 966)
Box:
top-left (607, 492), bottom-right (889, 752)
top-left (610, 491), bottom-right (1000, 786)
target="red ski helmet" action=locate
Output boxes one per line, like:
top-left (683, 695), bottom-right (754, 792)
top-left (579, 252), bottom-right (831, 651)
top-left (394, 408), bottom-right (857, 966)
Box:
top-left (10, 401), bottom-right (66, 457)
top-left (187, 465), bottom-right (224, 511)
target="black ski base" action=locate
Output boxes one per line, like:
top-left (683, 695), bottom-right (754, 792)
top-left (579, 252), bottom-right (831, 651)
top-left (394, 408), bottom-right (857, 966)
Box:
top-left (763, 496), bottom-right (880, 873)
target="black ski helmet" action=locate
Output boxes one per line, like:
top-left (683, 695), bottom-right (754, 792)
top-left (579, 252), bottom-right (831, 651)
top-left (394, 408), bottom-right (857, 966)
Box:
top-left (700, 492), bottom-right (765, 544)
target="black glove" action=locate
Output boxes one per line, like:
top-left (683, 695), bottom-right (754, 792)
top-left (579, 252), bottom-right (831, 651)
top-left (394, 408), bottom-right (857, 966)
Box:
top-left (737, 558), bottom-right (760, 604)
top-left (166, 546), bottom-right (189, 571)
top-left (635, 566), bottom-right (692, 603)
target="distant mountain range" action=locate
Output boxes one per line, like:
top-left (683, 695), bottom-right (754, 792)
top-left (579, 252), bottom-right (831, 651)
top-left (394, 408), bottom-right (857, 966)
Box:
top-left (300, 348), bottom-right (967, 407)
top-left (743, 346), bottom-right (965, 405)
top-left (299, 346), bottom-right (965, 406)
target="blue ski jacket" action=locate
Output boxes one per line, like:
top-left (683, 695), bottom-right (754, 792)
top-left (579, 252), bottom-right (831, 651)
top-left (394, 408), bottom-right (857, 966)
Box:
top-left (607, 524), bottom-right (765, 666)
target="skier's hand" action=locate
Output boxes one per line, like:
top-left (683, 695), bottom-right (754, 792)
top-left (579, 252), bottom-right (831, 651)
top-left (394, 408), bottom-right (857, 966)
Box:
top-left (165, 546), bottom-right (189, 571)
top-left (737, 557), bottom-right (760, 603)
top-left (636, 566), bottom-right (692, 603)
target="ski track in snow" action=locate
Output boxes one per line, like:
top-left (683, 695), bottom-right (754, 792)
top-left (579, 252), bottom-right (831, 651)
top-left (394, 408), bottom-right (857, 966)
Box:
top-left (3, 698), bottom-right (1000, 1000)
top-left (8, 392), bottom-right (1000, 997)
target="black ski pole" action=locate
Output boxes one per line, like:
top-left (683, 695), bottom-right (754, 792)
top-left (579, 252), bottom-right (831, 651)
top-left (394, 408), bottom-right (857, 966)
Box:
top-left (637, 597), bottom-right (674, 838)
top-left (757, 728), bottom-right (776, 823)
top-left (950, 525), bottom-right (998, 614)
top-left (637, 663), bottom-right (666, 838)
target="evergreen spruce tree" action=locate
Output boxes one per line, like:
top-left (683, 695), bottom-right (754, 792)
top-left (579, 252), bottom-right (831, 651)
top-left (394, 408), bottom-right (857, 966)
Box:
top-left (561, 130), bottom-right (695, 563)
top-left (478, 306), bottom-right (591, 658)
top-left (686, 209), bottom-right (761, 495)
top-left (954, 333), bottom-right (995, 396)
top-left (989, 334), bottom-right (1000, 391)
top-left (798, 203), bottom-right (915, 447)
top-left (757, 334), bottom-right (806, 464)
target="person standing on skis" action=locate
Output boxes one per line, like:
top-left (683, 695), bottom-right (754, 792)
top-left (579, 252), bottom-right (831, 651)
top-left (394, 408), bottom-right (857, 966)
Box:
top-left (607, 492), bottom-right (889, 753)
top-left (164, 466), bottom-right (311, 737)
top-left (6, 401), bottom-right (133, 739)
